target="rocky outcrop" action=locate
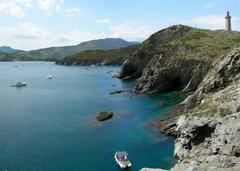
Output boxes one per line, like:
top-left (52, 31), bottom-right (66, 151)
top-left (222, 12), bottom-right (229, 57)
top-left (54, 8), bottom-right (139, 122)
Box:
top-left (96, 112), bottom-right (114, 121)
top-left (119, 25), bottom-right (240, 94)
top-left (170, 113), bottom-right (240, 171)
top-left (119, 25), bottom-right (192, 79)
top-left (183, 46), bottom-right (240, 108)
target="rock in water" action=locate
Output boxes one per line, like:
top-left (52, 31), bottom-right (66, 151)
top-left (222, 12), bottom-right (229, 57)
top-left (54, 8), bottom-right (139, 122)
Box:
top-left (109, 90), bottom-right (127, 95)
top-left (96, 112), bottom-right (114, 121)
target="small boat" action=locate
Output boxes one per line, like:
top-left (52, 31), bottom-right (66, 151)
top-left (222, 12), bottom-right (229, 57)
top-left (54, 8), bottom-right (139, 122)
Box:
top-left (47, 74), bottom-right (53, 79)
top-left (11, 81), bottom-right (27, 87)
top-left (114, 151), bottom-right (132, 169)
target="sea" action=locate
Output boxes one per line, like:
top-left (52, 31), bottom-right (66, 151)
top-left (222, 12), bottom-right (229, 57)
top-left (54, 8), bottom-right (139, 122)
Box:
top-left (0, 62), bottom-right (185, 171)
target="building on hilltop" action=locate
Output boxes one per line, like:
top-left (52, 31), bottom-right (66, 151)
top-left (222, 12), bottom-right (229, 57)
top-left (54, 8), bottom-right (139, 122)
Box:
top-left (225, 11), bottom-right (232, 31)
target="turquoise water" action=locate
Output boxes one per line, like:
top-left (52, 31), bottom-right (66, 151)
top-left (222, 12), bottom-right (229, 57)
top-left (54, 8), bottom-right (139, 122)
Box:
top-left (0, 62), bottom-right (184, 171)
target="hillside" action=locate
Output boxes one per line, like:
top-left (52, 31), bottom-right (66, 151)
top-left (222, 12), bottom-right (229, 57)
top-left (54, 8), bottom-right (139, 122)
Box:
top-left (0, 46), bottom-right (21, 54)
top-left (56, 45), bottom-right (139, 66)
top-left (11, 38), bottom-right (138, 61)
top-left (119, 25), bottom-right (240, 94)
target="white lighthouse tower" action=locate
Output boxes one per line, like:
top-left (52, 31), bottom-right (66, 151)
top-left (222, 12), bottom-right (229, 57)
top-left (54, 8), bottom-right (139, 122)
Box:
top-left (225, 11), bottom-right (232, 31)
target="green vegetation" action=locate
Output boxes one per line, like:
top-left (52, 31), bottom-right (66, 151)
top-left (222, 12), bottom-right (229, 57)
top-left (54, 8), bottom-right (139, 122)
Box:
top-left (182, 30), bottom-right (210, 41)
top-left (232, 37), bottom-right (240, 43)
top-left (177, 28), bottom-right (240, 61)
top-left (57, 45), bottom-right (139, 66)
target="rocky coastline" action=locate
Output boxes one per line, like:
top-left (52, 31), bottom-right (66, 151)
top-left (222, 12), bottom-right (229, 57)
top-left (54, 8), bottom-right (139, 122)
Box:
top-left (117, 25), bottom-right (240, 170)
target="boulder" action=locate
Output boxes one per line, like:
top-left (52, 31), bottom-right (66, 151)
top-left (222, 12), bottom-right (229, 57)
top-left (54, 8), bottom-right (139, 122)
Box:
top-left (96, 112), bottom-right (114, 121)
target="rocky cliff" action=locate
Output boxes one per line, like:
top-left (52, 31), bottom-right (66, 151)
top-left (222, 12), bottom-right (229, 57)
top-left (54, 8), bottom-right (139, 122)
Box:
top-left (119, 25), bottom-right (240, 94)
top-left (119, 25), bottom-right (240, 171)
top-left (144, 46), bottom-right (240, 171)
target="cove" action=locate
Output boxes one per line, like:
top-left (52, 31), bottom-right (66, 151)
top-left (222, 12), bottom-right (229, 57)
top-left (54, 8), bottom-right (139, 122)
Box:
top-left (0, 62), bottom-right (185, 171)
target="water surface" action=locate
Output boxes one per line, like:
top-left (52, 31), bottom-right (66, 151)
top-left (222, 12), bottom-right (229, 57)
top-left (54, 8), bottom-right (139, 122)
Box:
top-left (0, 62), bottom-right (184, 171)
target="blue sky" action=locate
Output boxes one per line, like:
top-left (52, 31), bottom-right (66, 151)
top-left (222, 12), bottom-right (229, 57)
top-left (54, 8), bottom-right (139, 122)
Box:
top-left (0, 0), bottom-right (239, 50)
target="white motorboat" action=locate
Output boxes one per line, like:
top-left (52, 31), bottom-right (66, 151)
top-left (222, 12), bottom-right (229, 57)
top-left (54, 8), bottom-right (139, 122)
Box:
top-left (114, 151), bottom-right (132, 169)
top-left (11, 81), bottom-right (27, 87)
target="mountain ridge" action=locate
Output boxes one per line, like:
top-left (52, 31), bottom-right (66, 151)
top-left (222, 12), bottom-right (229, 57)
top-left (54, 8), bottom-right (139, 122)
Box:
top-left (12, 38), bottom-right (139, 61)
top-left (0, 38), bottom-right (139, 61)
top-left (0, 46), bottom-right (22, 54)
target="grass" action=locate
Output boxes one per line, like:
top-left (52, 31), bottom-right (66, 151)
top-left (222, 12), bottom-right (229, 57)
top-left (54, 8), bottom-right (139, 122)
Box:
top-left (232, 37), bottom-right (240, 43)
top-left (182, 30), bottom-right (210, 41)
top-left (177, 28), bottom-right (240, 61)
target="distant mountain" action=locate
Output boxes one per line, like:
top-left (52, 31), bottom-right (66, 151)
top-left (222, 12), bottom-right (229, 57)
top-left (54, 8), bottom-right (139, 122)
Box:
top-left (0, 46), bottom-right (22, 54)
top-left (12, 38), bottom-right (139, 61)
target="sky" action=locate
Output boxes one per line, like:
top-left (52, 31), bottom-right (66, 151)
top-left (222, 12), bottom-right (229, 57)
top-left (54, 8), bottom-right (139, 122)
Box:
top-left (0, 0), bottom-right (240, 50)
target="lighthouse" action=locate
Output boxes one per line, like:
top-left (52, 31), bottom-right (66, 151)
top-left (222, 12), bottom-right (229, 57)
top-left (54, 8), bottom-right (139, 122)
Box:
top-left (225, 11), bottom-right (232, 31)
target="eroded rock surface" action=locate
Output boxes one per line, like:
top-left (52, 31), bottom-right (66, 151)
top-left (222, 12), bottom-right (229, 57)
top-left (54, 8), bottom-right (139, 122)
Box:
top-left (146, 47), bottom-right (240, 171)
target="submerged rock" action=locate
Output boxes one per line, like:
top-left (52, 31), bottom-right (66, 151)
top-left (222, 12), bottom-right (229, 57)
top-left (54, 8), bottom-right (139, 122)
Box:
top-left (109, 90), bottom-right (129, 95)
top-left (96, 112), bottom-right (114, 121)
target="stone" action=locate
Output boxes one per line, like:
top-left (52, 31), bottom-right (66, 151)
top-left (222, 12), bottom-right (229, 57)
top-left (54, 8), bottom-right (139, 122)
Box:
top-left (96, 112), bottom-right (114, 121)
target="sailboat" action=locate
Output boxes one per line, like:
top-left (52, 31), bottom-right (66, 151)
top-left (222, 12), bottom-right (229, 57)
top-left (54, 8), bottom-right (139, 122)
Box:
top-left (47, 62), bottom-right (53, 79)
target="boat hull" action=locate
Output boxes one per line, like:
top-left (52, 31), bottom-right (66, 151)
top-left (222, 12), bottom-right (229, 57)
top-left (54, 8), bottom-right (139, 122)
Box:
top-left (114, 154), bottom-right (132, 169)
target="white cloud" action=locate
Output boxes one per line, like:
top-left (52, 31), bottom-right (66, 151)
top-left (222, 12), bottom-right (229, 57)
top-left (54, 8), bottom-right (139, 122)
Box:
top-left (0, 0), bottom-right (83, 17)
top-left (0, 0), bottom-right (32, 18)
top-left (65, 7), bottom-right (82, 16)
top-left (109, 22), bottom-right (153, 40)
top-left (0, 22), bottom-right (108, 50)
top-left (0, 21), bottom-right (154, 50)
top-left (17, 0), bottom-right (32, 8)
top-left (205, 2), bottom-right (216, 9)
top-left (97, 19), bottom-right (111, 24)
top-left (188, 15), bottom-right (240, 30)
top-left (190, 15), bottom-right (224, 27)
top-left (0, 22), bottom-right (54, 49)
top-left (37, 0), bottom-right (64, 14)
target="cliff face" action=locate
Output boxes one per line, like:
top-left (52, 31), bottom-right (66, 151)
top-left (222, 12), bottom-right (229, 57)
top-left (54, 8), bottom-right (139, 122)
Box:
top-left (151, 47), bottom-right (240, 171)
top-left (119, 25), bottom-right (240, 94)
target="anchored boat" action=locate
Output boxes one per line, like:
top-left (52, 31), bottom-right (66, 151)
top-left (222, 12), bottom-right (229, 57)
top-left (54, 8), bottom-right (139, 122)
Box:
top-left (47, 74), bottom-right (53, 79)
top-left (47, 63), bottom-right (53, 79)
top-left (114, 151), bottom-right (132, 169)
top-left (11, 81), bottom-right (27, 87)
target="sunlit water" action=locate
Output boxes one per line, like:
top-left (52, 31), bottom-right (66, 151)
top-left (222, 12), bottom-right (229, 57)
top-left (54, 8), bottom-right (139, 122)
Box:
top-left (0, 62), bottom-right (185, 171)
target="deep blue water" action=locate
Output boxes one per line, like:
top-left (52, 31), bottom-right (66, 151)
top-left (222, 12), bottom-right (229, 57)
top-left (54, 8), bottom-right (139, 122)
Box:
top-left (0, 62), bottom-right (184, 171)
